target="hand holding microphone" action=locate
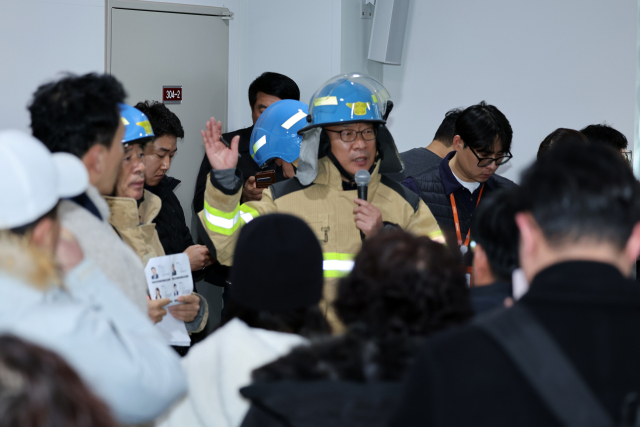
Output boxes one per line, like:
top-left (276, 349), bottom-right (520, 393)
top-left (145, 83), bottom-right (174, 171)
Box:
top-left (353, 170), bottom-right (383, 238)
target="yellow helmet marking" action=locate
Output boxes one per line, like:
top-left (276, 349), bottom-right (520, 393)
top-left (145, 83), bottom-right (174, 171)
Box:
top-left (137, 120), bottom-right (153, 135)
top-left (313, 96), bottom-right (338, 107)
top-left (345, 102), bottom-right (370, 116)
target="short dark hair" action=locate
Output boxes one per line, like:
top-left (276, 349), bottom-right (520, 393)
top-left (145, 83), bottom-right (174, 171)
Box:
top-left (0, 334), bottom-right (117, 427)
top-left (519, 141), bottom-right (640, 250)
top-left (248, 72), bottom-right (300, 109)
top-left (433, 108), bottom-right (463, 147)
top-left (471, 190), bottom-right (520, 283)
top-left (537, 128), bottom-right (589, 159)
top-left (220, 299), bottom-right (330, 339)
top-left (455, 101), bottom-right (513, 153)
top-left (335, 230), bottom-right (473, 337)
top-left (134, 101), bottom-right (184, 140)
top-left (29, 73), bottom-right (126, 158)
top-left (580, 123), bottom-right (628, 151)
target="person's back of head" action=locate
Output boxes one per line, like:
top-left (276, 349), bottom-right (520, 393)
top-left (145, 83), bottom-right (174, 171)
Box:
top-left (456, 101), bottom-right (513, 154)
top-left (335, 230), bottom-right (473, 337)
top-left (471, 190), bottom-right (520, 284)
top-left (537, 128), bottom-right (589, 159)
top-left (29, 73), bottom-right (126, 158)
top-left (518, 141), bottom-right (640, 279)
top-left (432, 108), bottom-right (463, 147)
top-left (0, 335), bottom-right (117, 427)
top-left (580, 123), bottom-right (628, 153)
top-left (134, 101), bottom-right (184, 140)
top-left (248, 72), bottom-right (300, 110)
top-left (221, 213), bottom-right (330, 337)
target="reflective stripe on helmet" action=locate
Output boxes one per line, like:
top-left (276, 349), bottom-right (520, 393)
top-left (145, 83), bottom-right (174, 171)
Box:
top-left (322, 252), bottom-right (355, 278)
top-left (203, 201), bottom-right (259, 236)
top-left (251, 135), bottom-right (267, 159)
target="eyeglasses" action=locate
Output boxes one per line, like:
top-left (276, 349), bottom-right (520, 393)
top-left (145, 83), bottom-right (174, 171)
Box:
top-left (468, 145), bottom-right (513, 167)
top-left (325, 128), bottom-right (377, 143)
top-left (622, 151), bottom-right (633, 164)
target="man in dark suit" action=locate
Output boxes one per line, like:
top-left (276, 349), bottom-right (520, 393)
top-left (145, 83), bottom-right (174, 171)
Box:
top-left (193, 72), bottom-right (300, 212)
top-left (390, 141), bottom-right (640, 427)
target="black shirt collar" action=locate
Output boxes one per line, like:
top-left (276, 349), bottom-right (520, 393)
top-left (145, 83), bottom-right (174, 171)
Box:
top-left (522, 261), bottom-right (640, 304)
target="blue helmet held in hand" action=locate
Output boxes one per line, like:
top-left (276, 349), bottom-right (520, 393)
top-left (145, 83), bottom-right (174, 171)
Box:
top-left (250, 100), bottom-right (309, 168)
top-left (119, 103), bottom-right (154, 146)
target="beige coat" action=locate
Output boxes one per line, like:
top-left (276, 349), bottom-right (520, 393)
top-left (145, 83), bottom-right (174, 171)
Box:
top-left (198, 157), bottom-right (443, 331)
top-left (105, 190), bottom-right (208, 334)
top-left (105, 190), bottom-right (165, 267)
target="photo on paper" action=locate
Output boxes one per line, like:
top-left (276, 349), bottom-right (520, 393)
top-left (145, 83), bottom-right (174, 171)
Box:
top-left (144, 253), bottom-right (193, 307)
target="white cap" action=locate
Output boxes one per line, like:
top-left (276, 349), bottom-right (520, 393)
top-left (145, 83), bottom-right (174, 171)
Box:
top-left (0, 130), bottom-right (88, 229)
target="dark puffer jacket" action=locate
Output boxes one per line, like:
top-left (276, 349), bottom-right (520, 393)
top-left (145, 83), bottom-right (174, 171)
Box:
top-left (238, 326), bottom-right (424, 427)
top-left (145, 175), bottom-right (194, 256)
top-left (146, 175), bottom-right (230, 286)
top-left (412, 168), bottom-right (517, 239)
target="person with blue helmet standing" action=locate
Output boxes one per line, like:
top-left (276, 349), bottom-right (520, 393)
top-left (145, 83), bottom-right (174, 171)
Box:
top-left (105, 104), bottom-right (209, 347)
top-left (197, 74), bottom-right (442, 331)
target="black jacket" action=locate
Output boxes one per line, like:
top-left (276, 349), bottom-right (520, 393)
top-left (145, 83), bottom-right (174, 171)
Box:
top-left (412, 163), bottom-right (516, 239)
top-left (239, 328), bottom-right (425, 427)
top-left (192, 126), bottom-right (289, 213)
top-left (390, 261), bottom-right (640, 427)
top-left (386, 147), bottom-right (443, 182)
top-left (145, 175), bottom-right (194, 255)
top-left (240, 381), bottom-right (402, 427)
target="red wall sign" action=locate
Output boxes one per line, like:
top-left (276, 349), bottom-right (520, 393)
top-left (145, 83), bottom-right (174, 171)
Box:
top-left (162, 86), bottom-right (182, 104)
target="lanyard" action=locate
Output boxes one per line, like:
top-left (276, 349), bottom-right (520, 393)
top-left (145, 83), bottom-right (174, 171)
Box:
top-left (449, 184), bottom-right (485, 250)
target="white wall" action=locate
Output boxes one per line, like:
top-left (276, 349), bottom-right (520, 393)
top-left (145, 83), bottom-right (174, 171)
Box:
top-left (234, 0), bottom-right (341, 129)
top-left (340, 0), bottom-right (383, 80)
top-left (0, 0), bottom-right (105, 132)
top-left (383, 0), bottom-right (638, 182)
top-left (0, 0), bottom-right (343, 134)
top-left (2, 0), bottom-right (636, 183)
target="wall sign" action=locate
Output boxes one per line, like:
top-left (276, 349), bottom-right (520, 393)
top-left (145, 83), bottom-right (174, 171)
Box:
top-left (163, 86), bottom-right (182, 104)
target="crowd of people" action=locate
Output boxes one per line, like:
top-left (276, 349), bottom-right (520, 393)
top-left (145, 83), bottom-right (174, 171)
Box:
top-left (1, 69), bottom-right (639, 427)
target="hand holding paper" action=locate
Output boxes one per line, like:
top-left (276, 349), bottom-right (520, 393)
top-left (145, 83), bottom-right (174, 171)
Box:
top-left (168, 295), bottom-right (200, 323)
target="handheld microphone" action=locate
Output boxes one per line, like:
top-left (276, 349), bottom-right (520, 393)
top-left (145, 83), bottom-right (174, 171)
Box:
top-left (354, 170), bottom-right (371, 201)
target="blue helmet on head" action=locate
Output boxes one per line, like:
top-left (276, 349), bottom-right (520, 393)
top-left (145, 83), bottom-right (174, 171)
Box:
top-left (298, 73), bottom-right (391, 133)
top-left (250, 100), bottom-right (308, 168)
top-left (295, 73), bottom-right (402, 186)
top-left (119, 103), bottom-right (154, 146)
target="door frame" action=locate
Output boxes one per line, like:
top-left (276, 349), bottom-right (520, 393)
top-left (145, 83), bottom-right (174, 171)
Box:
top-left (105, 0), bottom-right (232, 73)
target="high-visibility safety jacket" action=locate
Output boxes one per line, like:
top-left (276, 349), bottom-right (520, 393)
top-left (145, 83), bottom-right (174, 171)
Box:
top-left (199, 157), bottom-right (443, 331)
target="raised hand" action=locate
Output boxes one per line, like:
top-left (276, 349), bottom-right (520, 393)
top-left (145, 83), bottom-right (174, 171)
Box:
top-left (201, 117), bottom-right (240, 170)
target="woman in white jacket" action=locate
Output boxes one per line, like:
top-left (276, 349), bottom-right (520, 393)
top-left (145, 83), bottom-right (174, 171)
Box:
top-left (156, 213), bottom-right (330, 427)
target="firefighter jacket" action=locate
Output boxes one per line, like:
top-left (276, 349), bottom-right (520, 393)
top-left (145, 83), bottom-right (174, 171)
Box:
top-left (104, 190), bottom-right (164, 267)
top-left (105, 190), bottom-right (208, 334)
top-left (199, 157), bottom-right (443, 330)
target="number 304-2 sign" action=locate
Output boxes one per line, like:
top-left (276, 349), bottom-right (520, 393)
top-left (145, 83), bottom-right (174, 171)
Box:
top-left (163, 86), bottom-right (182, 104)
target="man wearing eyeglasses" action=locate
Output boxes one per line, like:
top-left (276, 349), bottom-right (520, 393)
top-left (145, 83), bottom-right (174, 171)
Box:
top-left (403, 101), bottom-right (517, 259)
top-left (196, 74), bottom-right (442, 332)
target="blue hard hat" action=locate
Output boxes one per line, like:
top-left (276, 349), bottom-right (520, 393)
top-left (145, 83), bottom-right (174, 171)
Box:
top-left (119, 103), bottom-right (154, 145)
top-left (299, 73), bottom-right (391, 134)
top-left (250, 100), bottom-right (309, 168)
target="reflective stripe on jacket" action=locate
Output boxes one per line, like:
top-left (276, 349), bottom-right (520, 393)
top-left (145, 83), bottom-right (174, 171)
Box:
top-left (199, 157), bottom-right (443, 331)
